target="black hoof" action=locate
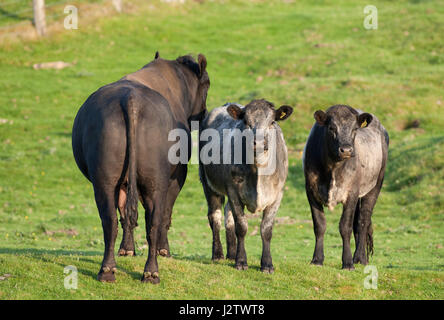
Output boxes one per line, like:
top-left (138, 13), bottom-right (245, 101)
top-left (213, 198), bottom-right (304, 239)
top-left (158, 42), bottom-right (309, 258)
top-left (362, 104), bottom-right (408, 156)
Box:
top-left (261, 266), bottom-right (274, 274)
top-left (212, 253), bottom-right (225, 261)
top-left (141, 271), bottom-right (160, 284)
top-left (158, 249), bottom-right (171, 258)
top-left (342, 264), bottom-right (355, 271)
top-left (353, 256), bottom-right (368, 265)
top-left (235, 262), bottom-right (248, 270)
top-left (97, 267), bottom-right (116, 282)
top-left (118, 248), bottom-right (135, 256)
top-left (310, 259), bottom-right (324, 266)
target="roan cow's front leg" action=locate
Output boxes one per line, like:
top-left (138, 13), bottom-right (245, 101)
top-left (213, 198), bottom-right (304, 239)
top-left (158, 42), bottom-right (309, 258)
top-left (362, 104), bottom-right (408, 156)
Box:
top-left (260, 193), bottom-right (282, 273)
top-left (340, 194), bottom-right (359, 270)
top-left (228, 197), bottom-right (248, 270)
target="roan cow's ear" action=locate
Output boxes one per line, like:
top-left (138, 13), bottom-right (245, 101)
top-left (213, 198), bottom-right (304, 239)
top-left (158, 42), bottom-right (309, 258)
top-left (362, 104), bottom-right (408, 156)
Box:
top-left (198, 54), bottom-right (207, 77)
top-left (227, 104), bottom-right (245, 120)
top-left (358, 113), bottom-right (373, 128)
top-left (275, 105), bottom-right (293, 121)
top-left (314, 110), bottom-right (328, 126)
top-left (154, 51), bottom-right (160, 59)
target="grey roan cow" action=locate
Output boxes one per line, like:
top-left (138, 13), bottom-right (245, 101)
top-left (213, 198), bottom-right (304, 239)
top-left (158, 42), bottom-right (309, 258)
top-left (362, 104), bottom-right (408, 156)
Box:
top-left (72, 52), bottom-right (210, 283)
top-left (303, 105), bottom-right (389, 269)
top-left (199, 99), bottom-right (293, 273)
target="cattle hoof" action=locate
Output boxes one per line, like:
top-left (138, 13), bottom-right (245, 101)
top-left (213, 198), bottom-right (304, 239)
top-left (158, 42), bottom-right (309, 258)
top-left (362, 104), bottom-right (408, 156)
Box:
top-left (118, 249), bottom-right (135, 256)
top-left (212, 253), bottom-right (225, 261)
top-left (353, 256), bottom-right (368, 265)
top-left (261, 266), bottom-right (274, 274)
top-left (342, 264), bottom-right (355, 271)
top-left (310, 259), bottom-right (324, 266)
top-left (141, 271), bottom-right (160, 284)
top-left (158, 249), bottom-right (171, 257)
top-left (98, 267), bottom-right (116, 283)
top-left (235, 262), bottom-right (248, 270)
top-left (226, 253), bottom-right (236, 261)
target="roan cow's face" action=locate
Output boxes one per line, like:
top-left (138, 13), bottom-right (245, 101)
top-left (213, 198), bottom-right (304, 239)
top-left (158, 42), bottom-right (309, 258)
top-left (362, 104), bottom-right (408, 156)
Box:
top-left (314, 105), bottom-right (373, 162)
top-left (226, 99), bottom-right (293, 156)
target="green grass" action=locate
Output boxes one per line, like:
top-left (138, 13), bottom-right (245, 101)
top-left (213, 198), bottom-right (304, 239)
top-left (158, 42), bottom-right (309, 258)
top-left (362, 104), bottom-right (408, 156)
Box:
top-left (0, 0), bottom-right (443, 299)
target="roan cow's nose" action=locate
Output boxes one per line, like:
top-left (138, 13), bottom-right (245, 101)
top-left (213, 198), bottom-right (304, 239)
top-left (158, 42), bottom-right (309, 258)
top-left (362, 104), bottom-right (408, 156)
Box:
top-left (339, 146), bottom-right (353, 158)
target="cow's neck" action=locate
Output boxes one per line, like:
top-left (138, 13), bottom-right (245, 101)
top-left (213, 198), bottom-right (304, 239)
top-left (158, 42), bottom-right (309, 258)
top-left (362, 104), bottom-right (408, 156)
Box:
top-left (125, 62), bottom-right (196, 129)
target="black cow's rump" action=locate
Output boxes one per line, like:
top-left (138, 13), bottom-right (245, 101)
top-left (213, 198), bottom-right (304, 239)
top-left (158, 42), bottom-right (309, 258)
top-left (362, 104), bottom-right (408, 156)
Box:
top-left (72, 53), bottom-right (209, 284)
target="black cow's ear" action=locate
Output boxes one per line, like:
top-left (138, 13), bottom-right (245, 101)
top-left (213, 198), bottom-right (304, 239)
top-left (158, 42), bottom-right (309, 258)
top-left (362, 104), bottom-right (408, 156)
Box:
top-left (314, 110), bottom-right (328, 126)
top-left (358, 113), bottom-right (373, 128)
top-left (227, 104), bottom-right (245, 120)
top-left (198, 54), bottom-right (207, 77)
top-left (154, 51), bottom-right (160, 59)
top-left (275, 105), bottom-right (293, 121)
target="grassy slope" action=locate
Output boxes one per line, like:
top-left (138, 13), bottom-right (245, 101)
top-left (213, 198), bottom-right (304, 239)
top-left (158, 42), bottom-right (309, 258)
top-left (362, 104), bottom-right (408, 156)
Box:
top-left (0, 0), bottom-right (443, 299)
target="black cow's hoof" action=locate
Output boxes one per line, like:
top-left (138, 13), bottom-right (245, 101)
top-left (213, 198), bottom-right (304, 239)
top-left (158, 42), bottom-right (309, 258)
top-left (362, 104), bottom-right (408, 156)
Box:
top-left (158, 249), bottom-right (171, 258)
top-left (118, 248), bottom-right (135, 256)
top-left (226, 254), bottom-right (236, 261)
top-left (235, 262), bottom-right (248, 270)
top-left (310, 259), bottom-right (324, 266)
top-left (261, 266), bottom-right (274, 274)
top-left (212, 253), bottom-right (225, 261)
top-left (353, 256), bottom-right (368, 265)
top-left (141, 271), bottom-right (160, 284)
top-left (98, 266), bottom-right (117, 282)
top-left (342, 264), bottom-right (355, 271)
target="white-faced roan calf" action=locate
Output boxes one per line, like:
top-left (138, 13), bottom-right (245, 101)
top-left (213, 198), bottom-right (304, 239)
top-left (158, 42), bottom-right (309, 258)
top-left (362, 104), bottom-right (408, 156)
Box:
top-left (303, 105), bottom-right (389, 269)
top-left (199, 99), bottom-right (293, 273)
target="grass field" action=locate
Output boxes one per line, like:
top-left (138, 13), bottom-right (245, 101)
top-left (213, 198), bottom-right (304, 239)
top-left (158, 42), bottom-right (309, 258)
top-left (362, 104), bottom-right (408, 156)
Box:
top-left (0, 0), bottom-right (443, 299)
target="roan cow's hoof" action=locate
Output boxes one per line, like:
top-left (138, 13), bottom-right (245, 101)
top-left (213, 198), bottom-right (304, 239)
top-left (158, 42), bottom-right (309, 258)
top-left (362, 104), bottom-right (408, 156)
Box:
top-left (118, 248), bottom-right (135, 256)
top-left (141, 271), bottom-right (160, 284)
top-left (97, 266), bottom-right (117, 283)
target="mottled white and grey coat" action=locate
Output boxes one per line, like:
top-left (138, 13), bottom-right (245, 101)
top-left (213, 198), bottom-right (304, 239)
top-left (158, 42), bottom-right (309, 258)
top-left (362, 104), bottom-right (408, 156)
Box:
top-left (303, 105), bottom-right (389, 269)
top-left (199, 99), bottom-right (293, 273)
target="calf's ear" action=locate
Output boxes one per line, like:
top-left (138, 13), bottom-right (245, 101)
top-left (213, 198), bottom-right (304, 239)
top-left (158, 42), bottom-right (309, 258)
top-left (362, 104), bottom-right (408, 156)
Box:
top-left (154, 51), bottom-right (160, 59)
top-left (314, 110), bottom-right (328, 126)
top-left (227, 104), bottom-right (245, 120)
top-left (358, 113), bottom-right (373, 128)
top-left (275, 105), bottom-right (293, 121)
top-left (198, 54), bottom-right (207, 77)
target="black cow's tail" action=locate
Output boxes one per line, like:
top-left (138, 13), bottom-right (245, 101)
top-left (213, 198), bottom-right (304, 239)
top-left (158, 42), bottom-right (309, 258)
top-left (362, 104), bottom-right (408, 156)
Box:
top-left (122, 92), bottom-right (138, 229)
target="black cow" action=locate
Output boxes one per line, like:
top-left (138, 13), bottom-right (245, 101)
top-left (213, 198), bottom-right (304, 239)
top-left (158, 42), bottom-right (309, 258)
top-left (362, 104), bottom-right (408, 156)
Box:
top-left (199, 99), bottom-right (293, 273)
top-left (303, 105), bottom-right (389, 269)
top-left (72, 52), bottom-right (209, 283)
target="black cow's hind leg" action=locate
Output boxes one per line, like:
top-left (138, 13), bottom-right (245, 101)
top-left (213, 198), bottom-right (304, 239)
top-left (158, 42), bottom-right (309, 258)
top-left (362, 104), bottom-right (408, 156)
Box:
top-left (94, 185), bottom-right (119, 282)
top-left (158, 164), bottom-right (187, 258)
top-left (118, 185), bottom-right (136, 257)
top-left (141, 189), bottom-right (167, 284)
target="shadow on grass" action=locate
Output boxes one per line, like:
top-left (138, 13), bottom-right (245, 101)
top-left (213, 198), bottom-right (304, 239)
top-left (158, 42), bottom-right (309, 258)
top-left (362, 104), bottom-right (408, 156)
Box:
top-left (0, 7), bottom-right (32, 23)
top-left (0, 247), bottom-right (142, 281)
